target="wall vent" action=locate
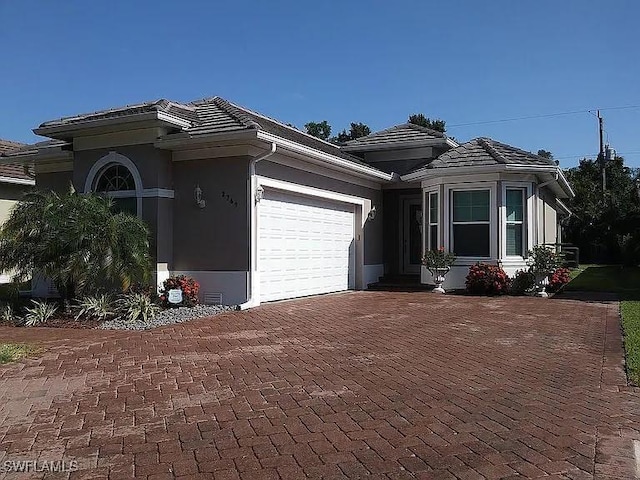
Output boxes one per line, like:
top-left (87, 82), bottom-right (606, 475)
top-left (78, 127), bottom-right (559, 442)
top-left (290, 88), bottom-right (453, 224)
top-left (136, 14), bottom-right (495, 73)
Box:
top-left (203, 292), bottom-right (223, 305)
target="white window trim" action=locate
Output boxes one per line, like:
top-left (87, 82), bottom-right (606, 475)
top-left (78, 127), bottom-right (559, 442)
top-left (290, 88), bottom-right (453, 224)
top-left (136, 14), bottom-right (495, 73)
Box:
top-left (84, 151), bottom-right (143, 217)
top-left (444, 182), bottom-right (497, 262)
top-left (500, 182), bottom-right (534, 261)
top-left (424, 188), bottom-right (440, 252)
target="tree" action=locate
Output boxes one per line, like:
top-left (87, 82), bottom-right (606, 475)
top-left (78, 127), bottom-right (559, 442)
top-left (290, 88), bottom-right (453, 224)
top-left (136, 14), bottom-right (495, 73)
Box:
top-left (564, 156), bottom-right (640, 264)
top-left (304, 120), bottom-right (332, 140)
top-left (0, 188), bottom-right (152, 305)
top-left (334, 122), bottom-right (372, 143)
top-left (408, 113), bottom-right (446, 133)
top-left (537, 149), bottom-right (554, 159)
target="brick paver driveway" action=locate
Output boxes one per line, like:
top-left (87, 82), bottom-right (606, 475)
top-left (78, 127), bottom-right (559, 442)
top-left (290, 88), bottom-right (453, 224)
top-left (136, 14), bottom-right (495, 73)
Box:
top-left (0, 292), bottom-right (639, 479)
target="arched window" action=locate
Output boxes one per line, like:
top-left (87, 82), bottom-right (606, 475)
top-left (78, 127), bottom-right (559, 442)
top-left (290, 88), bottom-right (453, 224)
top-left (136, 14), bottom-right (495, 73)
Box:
top-left (95, 164), bottom-right (135, 192)
top-left (85, 152), bottom-right (143, 216)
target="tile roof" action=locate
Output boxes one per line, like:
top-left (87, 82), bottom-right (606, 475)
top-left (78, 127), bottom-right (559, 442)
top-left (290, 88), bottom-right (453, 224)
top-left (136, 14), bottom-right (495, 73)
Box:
top-left (185, 97), bottom-right (372, 166)
top-left (0, 140), bottom-right (33, 181)
top-left (0, 139), bottom-right (70, 157)
top-left (35, 96), bottom-right (372, 167)
top-left (427, 137), bottom-right (557, 169)
top-left (342, 123), bottom-right (446, 150)
top-left (38, 99), bottom-right (198, 128)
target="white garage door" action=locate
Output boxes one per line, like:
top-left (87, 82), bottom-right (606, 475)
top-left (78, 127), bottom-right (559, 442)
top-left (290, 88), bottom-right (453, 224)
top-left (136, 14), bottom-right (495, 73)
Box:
top-left (259, 189), bottom-right (355, 302)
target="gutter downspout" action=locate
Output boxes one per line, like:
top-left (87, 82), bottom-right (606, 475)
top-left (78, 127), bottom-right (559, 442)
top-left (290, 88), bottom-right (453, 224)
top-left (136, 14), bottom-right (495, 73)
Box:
top-left (239, 142), bottom-right (277, 310)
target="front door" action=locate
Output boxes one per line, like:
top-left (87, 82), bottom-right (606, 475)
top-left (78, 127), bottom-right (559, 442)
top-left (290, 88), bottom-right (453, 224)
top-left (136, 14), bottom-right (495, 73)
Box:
top-left (402, 197), bottom-right (423, 274)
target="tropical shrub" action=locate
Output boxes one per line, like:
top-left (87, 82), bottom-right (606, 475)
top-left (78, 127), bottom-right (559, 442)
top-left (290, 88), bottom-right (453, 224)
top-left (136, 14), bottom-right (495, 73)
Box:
top-left (422, 247), bottom-right (456, 272)
top-left (547, 267), bottom-right (571, 292)
top-left (510, 270), bottom-right (536, 295)
top-left (159, 275), bottom-right (200, 307)
top-left (0, 304), bottom-right (19, 325)
top-left (24, 300), bottom-right (58, 326)
top-left (527, 245), bottom-right (563, 276)
top-left (465, 263), bottom-right (510, 295)
top-left (74, 294), bottom-right (117, 321)
top-left (117, 293), bottom-right (160, 322)
top-left (0, 188), bottom-right (151, 305)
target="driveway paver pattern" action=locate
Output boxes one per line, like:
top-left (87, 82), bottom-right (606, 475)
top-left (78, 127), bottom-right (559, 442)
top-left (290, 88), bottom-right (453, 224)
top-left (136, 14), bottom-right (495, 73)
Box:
top-left (0, 292), bottom-right (638, 479)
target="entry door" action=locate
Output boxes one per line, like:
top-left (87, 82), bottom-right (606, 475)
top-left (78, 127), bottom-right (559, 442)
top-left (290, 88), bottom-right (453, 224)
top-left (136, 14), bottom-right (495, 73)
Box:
top-left (402, 197), bottom-right (423, 274)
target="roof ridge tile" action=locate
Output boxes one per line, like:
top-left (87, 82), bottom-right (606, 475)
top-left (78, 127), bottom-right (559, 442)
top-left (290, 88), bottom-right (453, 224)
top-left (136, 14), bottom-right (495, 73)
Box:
top-left (211, 97), bottom-right (262, 130)
top-left (477, 137), bottom-right (509, 164)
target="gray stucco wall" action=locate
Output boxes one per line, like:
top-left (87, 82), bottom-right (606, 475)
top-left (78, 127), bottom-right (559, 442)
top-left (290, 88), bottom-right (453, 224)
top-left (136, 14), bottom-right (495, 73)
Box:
top-left (36, 171), bottom-right (74, 192)
top-left (172, 156), bottom-right (250, 271)
top-left (256, 161), bottom-right (384, 265)
top-left (142, 197), bottom-right (173, 266)
top-left (74, 144), bottom-right (172, 191)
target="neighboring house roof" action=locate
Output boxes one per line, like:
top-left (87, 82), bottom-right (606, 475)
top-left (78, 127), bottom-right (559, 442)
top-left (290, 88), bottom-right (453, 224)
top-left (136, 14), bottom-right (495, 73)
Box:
top-left (427, 137), bottom-right (557, 169)
top-left (342, 123), bottom-right (447, 151)
top-left (0, 139), bottom-right (70, 158)
top-left (0, 140), bottom-right (34, 182)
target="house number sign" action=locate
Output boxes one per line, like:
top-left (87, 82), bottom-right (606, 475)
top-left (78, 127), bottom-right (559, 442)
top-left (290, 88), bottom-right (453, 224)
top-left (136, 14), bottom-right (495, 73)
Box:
top-left (168, 289), bottom-right (183, 304)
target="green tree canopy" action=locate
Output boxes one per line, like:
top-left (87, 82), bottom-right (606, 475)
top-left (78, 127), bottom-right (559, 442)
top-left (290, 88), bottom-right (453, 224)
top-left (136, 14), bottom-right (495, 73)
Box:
top-left (0, 188), bottom-right (152, 302)
top-left (564, 156), bottom-right (640, 264)
top-left (304, 120), bottom-right (332, 140)
top-left (334, 122), bottom-right (372, 143)
top-left (408, 113), bottom-right (446, 133)
top-left (537, 149), bottom-right (554, 159)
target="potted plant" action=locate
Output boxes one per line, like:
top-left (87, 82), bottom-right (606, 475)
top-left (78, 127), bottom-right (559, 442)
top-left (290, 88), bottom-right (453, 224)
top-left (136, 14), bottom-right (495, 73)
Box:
top-left (422, 247), bottom-right (456, 293)
top-left (526, 245), bottom-right (562, 297)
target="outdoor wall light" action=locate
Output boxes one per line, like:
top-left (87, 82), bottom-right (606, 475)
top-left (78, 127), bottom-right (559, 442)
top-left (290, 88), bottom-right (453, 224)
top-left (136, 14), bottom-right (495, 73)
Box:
top-left (194, 184), bottom-right (206, 208)
top-left (255, 185), bottom-right (264, 203)
top-left (367, 205), bottom-right (377, 221)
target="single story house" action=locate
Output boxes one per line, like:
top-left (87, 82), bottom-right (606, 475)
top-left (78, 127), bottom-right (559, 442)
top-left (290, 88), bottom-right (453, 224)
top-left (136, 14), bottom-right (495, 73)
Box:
top-left (0, 97), bottom-right (573, 306)
top-left (0, 140), bottom-right (35, 283)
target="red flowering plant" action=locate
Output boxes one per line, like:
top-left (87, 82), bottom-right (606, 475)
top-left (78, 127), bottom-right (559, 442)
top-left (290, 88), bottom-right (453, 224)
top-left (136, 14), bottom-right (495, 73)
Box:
top-left (465, 263), bottom-right (510, 295)
top-left (159, 275), bottom-right (200, 307)
top-left (547, 267), bottom-right (571, 293)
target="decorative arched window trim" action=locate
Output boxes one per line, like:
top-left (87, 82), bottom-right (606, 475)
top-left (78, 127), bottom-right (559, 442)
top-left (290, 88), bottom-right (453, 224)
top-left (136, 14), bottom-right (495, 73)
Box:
top-left (84, 151), bottom-right (143, 217)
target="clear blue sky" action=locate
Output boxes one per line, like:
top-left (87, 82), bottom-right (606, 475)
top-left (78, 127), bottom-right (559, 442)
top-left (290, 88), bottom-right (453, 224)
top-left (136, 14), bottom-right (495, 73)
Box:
top-left (1, 0), bottom-right (638, 167)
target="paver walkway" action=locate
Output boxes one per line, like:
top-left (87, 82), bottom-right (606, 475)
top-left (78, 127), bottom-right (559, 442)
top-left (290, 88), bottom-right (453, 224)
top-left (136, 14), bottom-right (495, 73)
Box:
top-left (0, 292), bottom-right (638, 479)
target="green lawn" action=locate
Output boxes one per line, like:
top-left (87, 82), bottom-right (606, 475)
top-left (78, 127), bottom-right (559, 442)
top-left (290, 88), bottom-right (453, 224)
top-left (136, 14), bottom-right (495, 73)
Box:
top-left (0, 343), bottom-right (41, 364)
top-left (565, 265), bottom-right (640, 385)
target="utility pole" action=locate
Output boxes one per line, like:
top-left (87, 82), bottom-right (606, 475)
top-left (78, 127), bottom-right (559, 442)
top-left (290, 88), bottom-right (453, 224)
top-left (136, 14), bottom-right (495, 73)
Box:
top-left (597, 110), bottom-right (606, 191)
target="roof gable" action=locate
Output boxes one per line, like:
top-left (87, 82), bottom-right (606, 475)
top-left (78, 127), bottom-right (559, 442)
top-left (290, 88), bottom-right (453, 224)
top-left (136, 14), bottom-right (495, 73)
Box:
top-left (428, 137), bottom-right (556, 169)
top-left (342, 123), bottom-right (447, 151)
top-left (185, 97), bottom-right (372, 166)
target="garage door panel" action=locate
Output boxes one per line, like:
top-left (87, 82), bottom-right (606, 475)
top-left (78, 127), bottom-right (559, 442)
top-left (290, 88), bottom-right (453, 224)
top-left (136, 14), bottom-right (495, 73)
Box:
top-left (259, 189), bottom-right (355, 302)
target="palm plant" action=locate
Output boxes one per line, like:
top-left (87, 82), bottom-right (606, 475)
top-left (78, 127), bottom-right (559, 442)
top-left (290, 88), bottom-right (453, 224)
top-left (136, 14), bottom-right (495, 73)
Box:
top-left (74, 294), bottom-right (117, 321)
top-left (24, 300), bottom-right (57, 326)
top-left (0, 187), bottom-right (151, 308)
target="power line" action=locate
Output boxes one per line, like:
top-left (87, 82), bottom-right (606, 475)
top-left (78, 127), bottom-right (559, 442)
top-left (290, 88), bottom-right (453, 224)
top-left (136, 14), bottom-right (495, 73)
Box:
top-left (555, 150), bottom-right (640, 160)
top-left (447, 104), bottom-right (640, 128)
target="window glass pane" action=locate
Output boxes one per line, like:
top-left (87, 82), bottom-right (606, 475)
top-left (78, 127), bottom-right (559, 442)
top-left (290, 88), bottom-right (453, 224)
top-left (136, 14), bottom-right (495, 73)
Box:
top-left (409, 204), bottom-right (422, 265)
top-left (452, 224), bottom-right (490, 257)
top-left (506, 224), bottom-right (523, 256)
top-left (506, 189), bottom-right (524, 222)
top-left (430, 225), bottom-right (438, 251)
top-left (429, 193), bottom-right (438, 224)
top-left (96, 164), bottom-right (135, 192)
top-left (453, 190), bottom-right (489, 222)
top-left (111, 197), bottom-right (137, 216)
